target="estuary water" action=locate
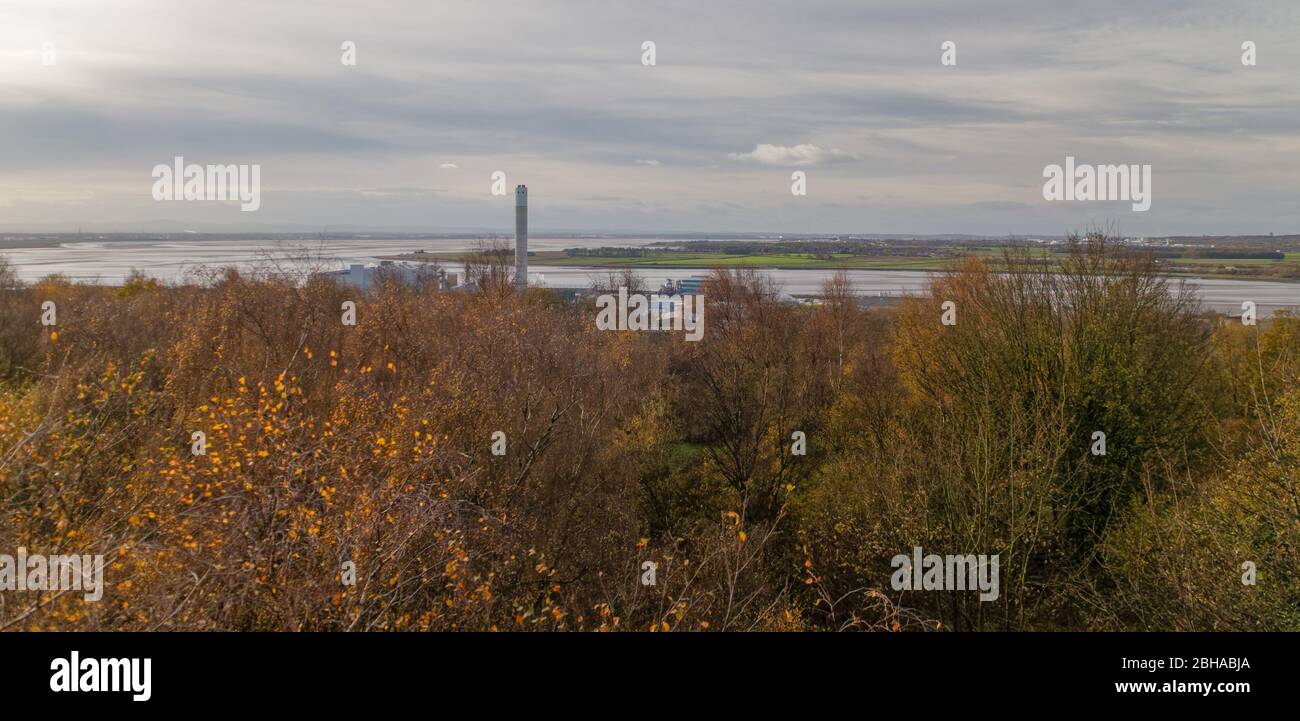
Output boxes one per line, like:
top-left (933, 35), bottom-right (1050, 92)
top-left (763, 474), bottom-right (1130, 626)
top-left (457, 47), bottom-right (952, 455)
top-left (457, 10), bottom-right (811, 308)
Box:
top-left (3, 236), bottom-right (1297, 316)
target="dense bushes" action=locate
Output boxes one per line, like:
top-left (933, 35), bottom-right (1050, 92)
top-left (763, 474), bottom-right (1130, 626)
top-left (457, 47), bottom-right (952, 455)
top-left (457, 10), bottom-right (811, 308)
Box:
top-left (1, 237), bottom-right (1296, 630)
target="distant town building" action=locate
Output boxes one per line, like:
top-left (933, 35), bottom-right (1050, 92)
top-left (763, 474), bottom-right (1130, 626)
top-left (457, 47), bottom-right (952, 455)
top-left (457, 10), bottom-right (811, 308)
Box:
top-left (315, 261), bottom-right (457, 291)
top-left (673, 276), bottom-right (708, 295)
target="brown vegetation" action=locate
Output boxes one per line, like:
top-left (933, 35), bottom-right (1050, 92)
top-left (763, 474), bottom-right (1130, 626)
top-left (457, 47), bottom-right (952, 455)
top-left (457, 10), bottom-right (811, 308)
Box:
top-left (1, 235), bottom-right (1296, 631)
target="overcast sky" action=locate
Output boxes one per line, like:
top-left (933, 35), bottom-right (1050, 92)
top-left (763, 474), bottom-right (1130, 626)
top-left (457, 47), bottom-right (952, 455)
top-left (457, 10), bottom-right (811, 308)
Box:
top-left (2, 0), bottom-right (1298, 235)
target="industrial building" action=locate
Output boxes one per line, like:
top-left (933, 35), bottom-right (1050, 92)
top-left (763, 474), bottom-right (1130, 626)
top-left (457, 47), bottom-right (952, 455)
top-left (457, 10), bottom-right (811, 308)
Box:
top-left (316, 260), bottom-right (457, 291)
top-left (515, 184), bottom-right (528, 291)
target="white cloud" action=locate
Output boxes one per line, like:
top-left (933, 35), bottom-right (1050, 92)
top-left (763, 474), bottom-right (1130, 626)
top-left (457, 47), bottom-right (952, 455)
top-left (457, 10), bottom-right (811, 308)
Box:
top-left (634, 159), bottom-right (661, 166)
top-left (727, 143), bottom-right (854, 167)
top-left (439, 163), bottom-right (460, 169)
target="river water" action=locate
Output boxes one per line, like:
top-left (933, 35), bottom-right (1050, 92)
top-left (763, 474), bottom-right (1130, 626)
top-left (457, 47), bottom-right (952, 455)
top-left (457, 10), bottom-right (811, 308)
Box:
top-left (3, 237), bottom-right (1297, 316)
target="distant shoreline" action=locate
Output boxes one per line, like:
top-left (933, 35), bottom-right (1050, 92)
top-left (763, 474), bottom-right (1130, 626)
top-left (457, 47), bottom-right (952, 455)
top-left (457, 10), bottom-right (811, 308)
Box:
top-left (379, 249), bottom-right (1300, 284)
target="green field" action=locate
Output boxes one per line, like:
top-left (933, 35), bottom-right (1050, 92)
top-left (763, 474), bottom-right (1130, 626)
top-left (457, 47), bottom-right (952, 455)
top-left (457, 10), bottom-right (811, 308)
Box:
top-left (1164, 256), bottom-right (1281, 265)
top-left (390, 246), bottom-right (1300, 280)
top-left (397, 250), bottom-right (962, 271)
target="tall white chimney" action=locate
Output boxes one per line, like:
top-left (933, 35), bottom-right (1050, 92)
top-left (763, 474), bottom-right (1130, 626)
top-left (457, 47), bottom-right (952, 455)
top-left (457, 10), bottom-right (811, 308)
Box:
top-left (515, 185), bottom-right (527, 290)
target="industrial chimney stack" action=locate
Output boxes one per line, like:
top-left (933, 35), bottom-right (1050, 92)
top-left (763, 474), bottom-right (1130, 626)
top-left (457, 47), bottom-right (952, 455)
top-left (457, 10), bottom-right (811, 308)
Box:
top-left (514, 185), bottom-right (528, 291)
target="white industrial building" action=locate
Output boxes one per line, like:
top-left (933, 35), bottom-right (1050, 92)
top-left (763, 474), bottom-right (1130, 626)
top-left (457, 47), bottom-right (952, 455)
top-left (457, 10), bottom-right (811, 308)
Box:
top-left (316, 260), bottom-right (457, 290)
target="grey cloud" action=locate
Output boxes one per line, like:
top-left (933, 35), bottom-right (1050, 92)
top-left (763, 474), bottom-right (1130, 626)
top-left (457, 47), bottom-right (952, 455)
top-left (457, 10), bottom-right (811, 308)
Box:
top-left (1, 0), bottom-right (1299, 235)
